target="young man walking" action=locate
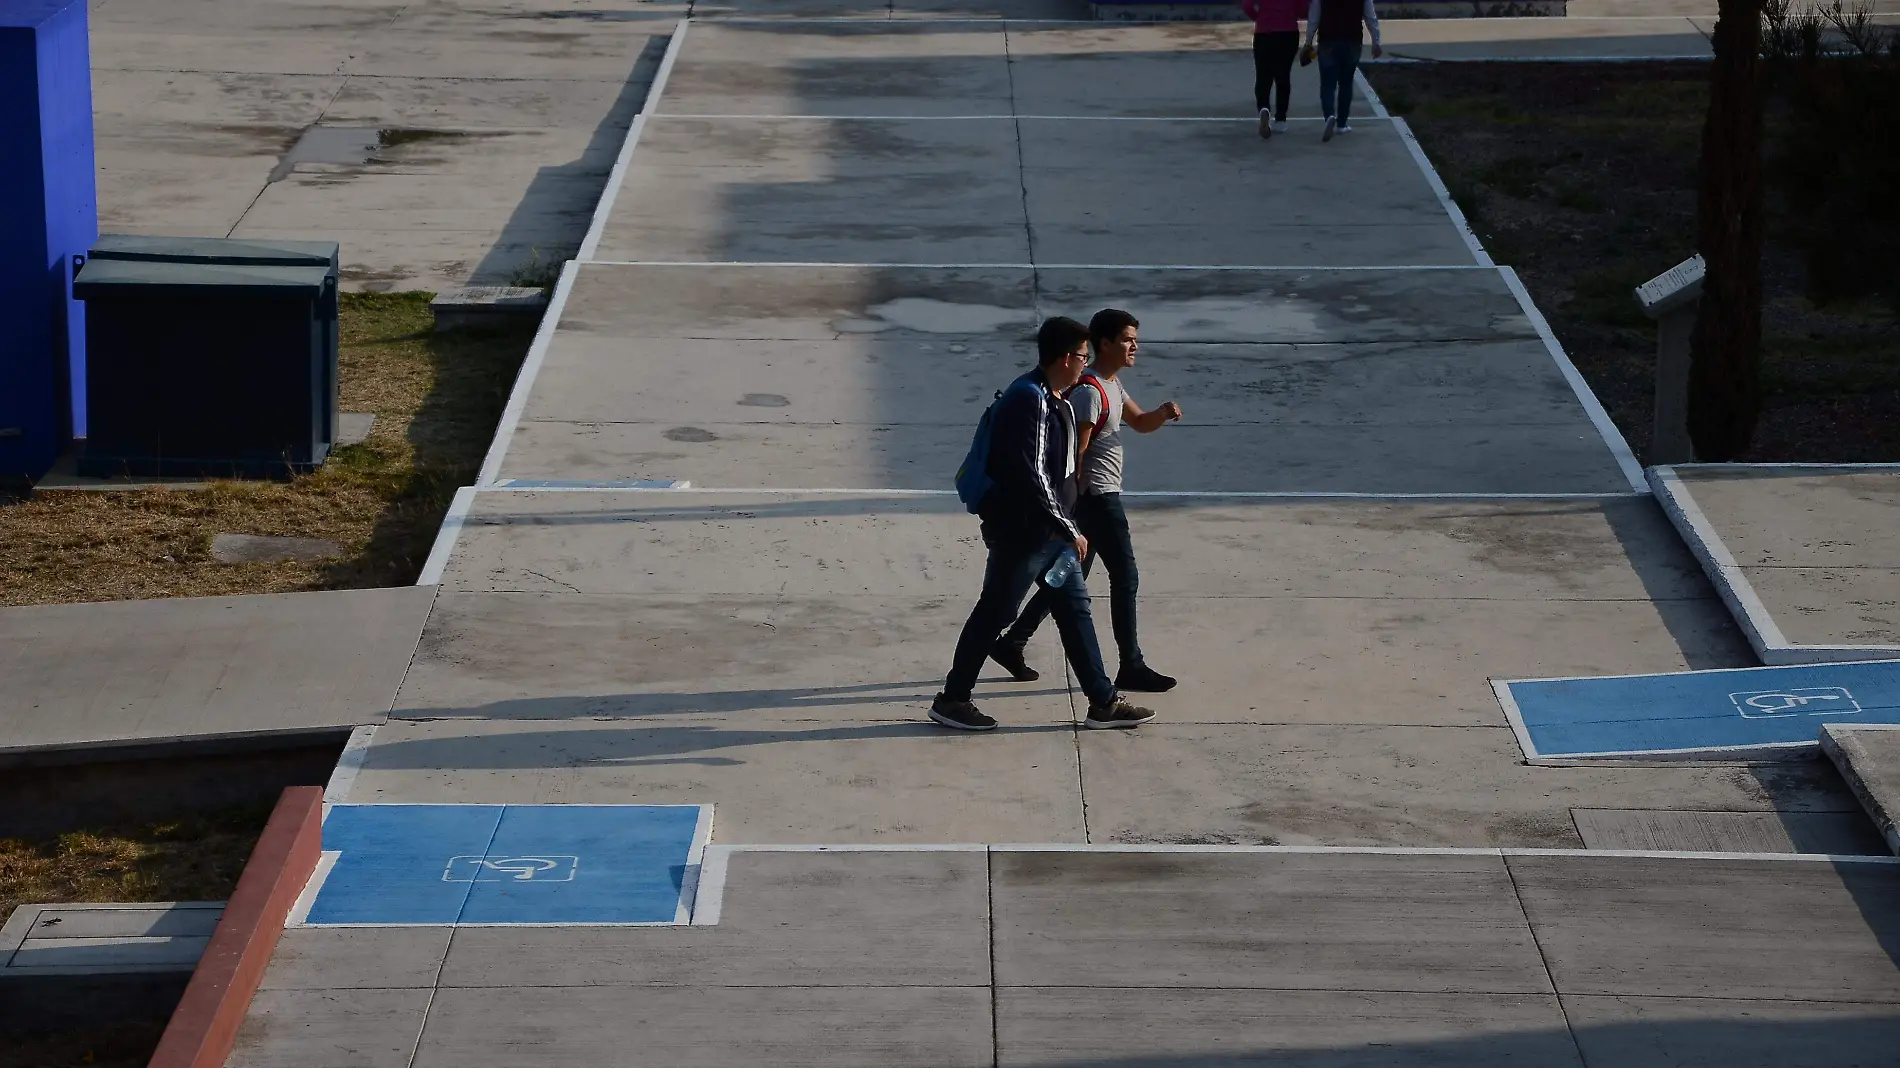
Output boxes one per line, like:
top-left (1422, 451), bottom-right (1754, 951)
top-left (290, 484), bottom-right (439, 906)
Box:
top-left (1242, 0), bottom-right (1303, 139)
top-left (1302, 0), bottom-right (1383, 142)
top-left (990, 309), bottom-right (1184, 694)
top-left (932, 317), bottom-right (1157, 733)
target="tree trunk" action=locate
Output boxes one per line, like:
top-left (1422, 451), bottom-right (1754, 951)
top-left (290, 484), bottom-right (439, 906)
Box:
top-left (1687, 0), bottom-right (1767, 461)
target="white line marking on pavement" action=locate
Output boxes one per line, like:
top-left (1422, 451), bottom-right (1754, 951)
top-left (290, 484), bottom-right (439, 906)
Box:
top-left (324, 725), bottom-right (379, 805)
top-left (417, 486), bottom-right (477, 586)
top-left (691, 845), bottom-right (731, 926)
top-left (1648, 464), bottom-right (1789, 657)
top-left (1391, 116), bottom-right (1492, 268)
top-left (285, 850), bottom-right (341, 928)
top-left (1370, 54), bottom-right (1713, 64)
top-left (577, 17), bottom-right (690, 261)
top-left (677, 805), bottom-right (717, 925)
top-left (474, 262), bottom-right (580, 487)
top-left (652, 113), bottom-right (1349, 122)
top-left (456, 486), bottom-right (1644, 501)
top-left (578, 260), bottom-right (1494, 271)
top-left (1499, 265), bottom-right (1647, 493)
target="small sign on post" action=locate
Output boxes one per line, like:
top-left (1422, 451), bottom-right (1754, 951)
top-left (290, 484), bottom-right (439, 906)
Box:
top-left (1634, 254), bottom-right (1705, 465)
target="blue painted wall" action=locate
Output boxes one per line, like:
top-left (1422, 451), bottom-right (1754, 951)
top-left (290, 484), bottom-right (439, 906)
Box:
top-left (0, 0), bottom-right (97, 481)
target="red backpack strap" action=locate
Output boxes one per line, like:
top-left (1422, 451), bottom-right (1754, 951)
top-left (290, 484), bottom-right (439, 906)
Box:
top-left (1077, 372), bottom-right (1111, 435)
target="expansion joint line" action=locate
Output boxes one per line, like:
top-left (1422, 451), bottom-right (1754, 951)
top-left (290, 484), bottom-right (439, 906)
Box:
top-left (986, 847), bottom-right (1000, 1068)
top-left (1001, 26), bottom-right (1040, 314)
top-left (1502, 854), bottom-right (1592, 1067)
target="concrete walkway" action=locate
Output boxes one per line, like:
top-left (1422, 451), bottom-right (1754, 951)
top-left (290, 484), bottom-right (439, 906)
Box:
top-left (215, 12), bottom-right (1900, 1067)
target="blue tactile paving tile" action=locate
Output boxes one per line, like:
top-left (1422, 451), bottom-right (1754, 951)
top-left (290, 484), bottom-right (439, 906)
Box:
top-left (1499, 659), bottom-right (1900, 760)
top-left (305, 804), bottom-right (709, 925)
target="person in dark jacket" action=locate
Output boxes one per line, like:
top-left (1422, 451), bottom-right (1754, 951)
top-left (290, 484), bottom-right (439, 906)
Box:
top-left (932, 317), bottom-right (1158, 733)
top-left (1301, 0), bottom-right (1383, 142)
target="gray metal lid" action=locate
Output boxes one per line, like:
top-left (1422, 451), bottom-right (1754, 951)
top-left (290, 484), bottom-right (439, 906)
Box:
top-left (90, 234), bottom-right (340, 269)
top-left (74, 258), bottom-right (333, 297)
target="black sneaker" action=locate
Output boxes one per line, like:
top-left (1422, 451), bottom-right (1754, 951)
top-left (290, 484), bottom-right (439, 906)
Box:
top-left (989, 643), bottom-right (1040, 682)
top-left (1115, 664), bottom-right (1177, 693)
top-left (1085, 698), bottom-right (1157, 730)
top-left (930, 694), bottom-right (998, 732)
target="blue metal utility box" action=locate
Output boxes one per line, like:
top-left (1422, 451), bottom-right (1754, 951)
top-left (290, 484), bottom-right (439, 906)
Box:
top-left (74, 257), bottom-right (338, 478)
top-left (0, 0), bottom-right (98, 483)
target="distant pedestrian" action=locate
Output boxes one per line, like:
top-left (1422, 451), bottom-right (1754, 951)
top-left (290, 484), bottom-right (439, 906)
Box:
top-left (1302, 0), bottom-right (1383, 141)
top-left (990, 309), bottom-right (1183, 695)
top-left (935, 317), bottom-right (1158, 733)
top-left (1242, 0), bottom-right (1304, 139)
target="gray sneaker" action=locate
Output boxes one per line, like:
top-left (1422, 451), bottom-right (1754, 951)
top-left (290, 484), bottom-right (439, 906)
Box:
top-left (1258, 109), bottom-right (1273, 139)
top-left (1085, 698), bottom-right (1157, 730)
top-left (1322, 115), bottom-right (1337, 142)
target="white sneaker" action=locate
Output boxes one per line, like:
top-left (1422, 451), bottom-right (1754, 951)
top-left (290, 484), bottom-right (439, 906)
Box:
top-left (1272, 120), bottom-right (1289, 133)
top-left (1322, 116), bottom-right (1337, 142)
top-left (1337, 123), bottom-right (1353, 133)
top-left (1258, 109), bottom-right (1273, 139)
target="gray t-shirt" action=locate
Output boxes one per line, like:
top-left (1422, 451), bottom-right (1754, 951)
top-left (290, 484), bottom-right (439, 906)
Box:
top-left (1068, 372), bottom-right (1127, 495)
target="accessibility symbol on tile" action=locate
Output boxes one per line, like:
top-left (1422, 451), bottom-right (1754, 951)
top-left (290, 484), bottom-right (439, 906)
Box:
top-left (443, 855), bottom-right (578, 883)
top-left (1729, 687), bottom-right (1860, 719)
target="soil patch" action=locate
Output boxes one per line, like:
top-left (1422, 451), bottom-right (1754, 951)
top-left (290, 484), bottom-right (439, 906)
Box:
top-left (1370, 60), bottom-right (1900, 463)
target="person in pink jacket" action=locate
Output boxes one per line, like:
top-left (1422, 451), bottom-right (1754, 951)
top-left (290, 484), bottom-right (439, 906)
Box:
top-left (1241, 0), bottom-right (1304, 139)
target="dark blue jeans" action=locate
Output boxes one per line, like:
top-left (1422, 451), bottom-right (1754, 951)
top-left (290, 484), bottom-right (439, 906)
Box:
top-left (944, 529), bottom-right (1117, 707)
top-left (1317, 38), bottom-right (1362, 122)
top-left (1001, 493), bottom-right (1145, 672)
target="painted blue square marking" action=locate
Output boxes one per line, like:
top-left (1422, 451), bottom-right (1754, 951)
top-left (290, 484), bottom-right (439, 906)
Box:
top-left (1501, 659), bottom-right (1900, 759)
top-left (306, 805), bottom-right (502, 925)
top-left (306, 804), bottom-right (707, 926)
top-left (461, 804), bottom-right (704, 924)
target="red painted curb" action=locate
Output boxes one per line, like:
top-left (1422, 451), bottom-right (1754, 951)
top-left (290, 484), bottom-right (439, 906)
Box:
top-left (148, 786), bottom-right (323, 1068)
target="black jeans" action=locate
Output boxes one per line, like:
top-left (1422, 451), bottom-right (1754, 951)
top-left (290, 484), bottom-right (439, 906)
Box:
top-left (1000, 493), bottom-right (1144, 672)
top-left (944, 529), bottom-right (1117, 708)
top-left (1317, 38), bottom-right (1362, 122)
top-left (1252, 31), bottom-right (1299, 119)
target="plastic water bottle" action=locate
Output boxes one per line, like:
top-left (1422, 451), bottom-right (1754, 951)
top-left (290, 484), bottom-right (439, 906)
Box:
top-left (1039, 546), bottom-right (1081, 590)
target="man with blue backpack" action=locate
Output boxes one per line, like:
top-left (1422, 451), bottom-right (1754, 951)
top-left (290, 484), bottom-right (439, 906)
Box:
top-left (935, 317), bottom-right (1158, 732)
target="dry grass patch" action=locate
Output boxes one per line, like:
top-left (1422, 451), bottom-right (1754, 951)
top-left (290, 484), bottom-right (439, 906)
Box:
top-left (0, 801), bottom-right (271, 928)
top-left (0, 294), bottom-right (534, 605)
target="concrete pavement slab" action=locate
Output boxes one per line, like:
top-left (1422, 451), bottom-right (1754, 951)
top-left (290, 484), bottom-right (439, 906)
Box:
top-left (437, 495), bottom-right (1705, 601)
top-left (1569, 808), bottom-right (1885, 855)
top-left (998, 989), bottom-right (1583, 1067)
top-left (350, 715), bottom-right (1088, 841)
top-left (1661, 466), bottom-right (1900, 652)
top-left (319, 75), bottom-right (651, 132)
top-left (1508, 854), bottom-right (1900, 1002)
top-left (226, 988), bottom-right (431, 1068)
top-left (991, 850), bottom-right (1552, 992)
top-left (1129, 594), bottom-right (1746, 727)
top-left (658, 21), bottom-right (1015, 116)
top-left (258, 927), bottom-right (452, 991)
top-left (89, 0), bottom-right (407, 35)
top-left (1003, 21), bottom-right (1324, 118)
top-left (351, 7), bottom-right (678, 81)
top-left (438, 849), bottom-right (988, 986)
top-left (1372, 16), bottom-right (1713, 60)
top-left (1021, 119), bottom-right (1479, 267)
top-left (554, 262), bottom-right (1036, 338)
top-left (1822, 723), bottom-right (1900, 855)
top-left (1076, 724), bottom-right (1853, 846)
top-left (390, 591), bottom-right (1073, 721)
top-left (591, 117), bottom-right (1031, 264)
top-left (90, 28), bottom-right (366, 76)
top-left (0, 586), bottom-right (434, 756)
top-left (410, 986), bottom-right (991, 1068)
top-left (1032, 267), bottom-right (1534, 342)
top-left (1562, 995), bottom-right (1900, 1068)
top-left (499, 417), bottom-right (1636, 491)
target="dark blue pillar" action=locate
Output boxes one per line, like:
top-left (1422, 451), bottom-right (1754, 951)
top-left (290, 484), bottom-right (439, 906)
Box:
top-left (1, 0), bottom-right (97, 482)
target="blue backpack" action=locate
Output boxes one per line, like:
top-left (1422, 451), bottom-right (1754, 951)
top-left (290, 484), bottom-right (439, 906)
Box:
top-left (955, 387), bottom-right (1009, 514)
